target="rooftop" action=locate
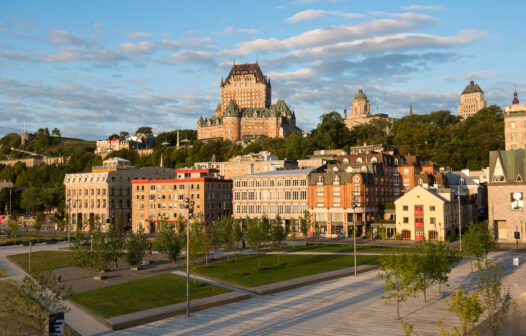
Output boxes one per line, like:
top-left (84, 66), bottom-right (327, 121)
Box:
top-left (462, 80), bottom-right (484, 94)
top-left (234, 167), bottom-right (317, 178)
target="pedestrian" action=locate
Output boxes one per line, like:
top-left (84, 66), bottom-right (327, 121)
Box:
top-left (148, 241), bottom-right (152, 255)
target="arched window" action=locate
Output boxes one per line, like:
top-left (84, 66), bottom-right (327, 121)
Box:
top-left (361, 166), bottom-right (367, 172)
top-left (317, 176), bottom-right (324, 184)
top-left (356, 158), bottom-right (363, 163)
top-left (333, 175), bottom-right (340, 185)
top-left (332, 167), bottom-right (339, 172)
top-left (394, 158), bottom-right (399, 166)
top-left (346, 167), bottom-right (352, 173)
top-left (371, 157), bottom-right (378, 163)
top-left (343, 158), bottom-right (349, 164)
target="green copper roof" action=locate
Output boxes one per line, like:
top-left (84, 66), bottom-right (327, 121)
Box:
top-left (462, 81), bottom-right (484, 94)
top-left (354, 89), bottom-right (367, 100)
top-left (215, 103), bottom-right (222, 113)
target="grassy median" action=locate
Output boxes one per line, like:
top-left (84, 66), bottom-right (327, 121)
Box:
top-left (195, 254), bottom-right (380, 288)
top-left (284, 243), bottom-right (406, 253)
top-left (0, 267), bottom-right (6, 278)
top-left (68, 273), bottom-right (230, 318)
top-left (0, 235), bottom-right (67, 245)
top-left (8, 251), bottom-right (76, 273)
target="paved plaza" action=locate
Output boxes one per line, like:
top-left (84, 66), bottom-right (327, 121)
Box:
top-left (113, 251), bottom-right (526, 336)
top-left (2, 243), bottom-right (526, 336)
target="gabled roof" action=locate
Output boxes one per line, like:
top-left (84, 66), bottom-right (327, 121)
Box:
top-left (489, 149), bottom-right (526, 183)
top-left (394, 185), bottom-right (448, 204)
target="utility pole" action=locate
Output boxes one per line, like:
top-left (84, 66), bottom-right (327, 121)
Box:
top-left (67, 198), bottom-right (71, 247)
top-left (352, 197), bottom-right (357, 277)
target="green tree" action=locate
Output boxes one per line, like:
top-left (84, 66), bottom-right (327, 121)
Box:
top-left (270, 222), bottom-right (286, 264)
top-left (312, 112), bottom-right (354, 149)
top-left (476, 259), bottom-right (512, 336)
top-left (51, 128), bottom-right (61, 137)
top-left (463, 222), bottom-right (498, 271)
top-left (91, 229), bottom-right (110, 279)
top-left (438, 287), bottom-right (483, 336)
top-left (125, 226), bottom-right (148, 269)
top-left (8, 218), bottom-right (18, 245)
top-left (34, 212), bottom-right (45, 242)
top-left (246, 217), bottom-right (270, 269)
top-left (0, 271), bottom-right (70, 336)
top-left (107, 224), bottom-right (124, 270)
top-left (119, 131), bottom-right (129, 140)
top-left (300, 211), bottom-right (311, 246)
top-left (156, 222), bottom-right (182, 264)
top-left (378, 253), bottom-right (420, 319)
top-left (289, 219), bottom-right (298, 248)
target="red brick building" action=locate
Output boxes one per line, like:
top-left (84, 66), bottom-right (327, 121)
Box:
top-left (131, 168), bottom-right (232, 233)
top-left (197, 62), bottom-right (296, 141)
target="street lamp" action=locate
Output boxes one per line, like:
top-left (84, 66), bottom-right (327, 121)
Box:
top-left (352, 197), bottom-right (358, 277)
top-left (67, 198), bottom-right (71, 247)
top-left (457, 190), bottom-right (462, 251)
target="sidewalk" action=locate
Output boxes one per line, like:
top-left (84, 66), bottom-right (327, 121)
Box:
top-left (0, 243), bottom-right (110, 335)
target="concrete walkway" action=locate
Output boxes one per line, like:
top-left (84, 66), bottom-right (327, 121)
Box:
top-left (0, 242), bottom-right (111, 336)
top-left (112, 251), bottom-right (526, 336)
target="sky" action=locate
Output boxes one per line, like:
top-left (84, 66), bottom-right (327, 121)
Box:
top-left (0, 1), bottom-right (524, 140)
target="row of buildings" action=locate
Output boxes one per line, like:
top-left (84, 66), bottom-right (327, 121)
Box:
top-left (64, 144), bottom-right (486, 241)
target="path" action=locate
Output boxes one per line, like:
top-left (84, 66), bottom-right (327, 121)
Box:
top-left (113, 251), bottom-right (526, 336)
top-left (0, 242), bottom-right (111, 335)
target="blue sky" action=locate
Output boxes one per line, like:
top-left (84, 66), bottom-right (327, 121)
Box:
top-left (0, 1), bottom-right (524, 139)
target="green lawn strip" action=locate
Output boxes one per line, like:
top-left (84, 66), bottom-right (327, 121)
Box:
top-left (0, 266), bottom-right (7, 278)
top-left (284, 243), bottom-right (406, 253)
top-left (0, 235), bottom-right (67, 245)
top-left (7, 251), bottom-right (76, 273)
top-left (195, 254), bottom-right (381, 288)
top-left (68, 273), bottom-right (230, 318)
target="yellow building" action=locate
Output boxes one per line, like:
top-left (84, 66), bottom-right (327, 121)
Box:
top-left (395, 186), bottom-right (459, 241)
top-left (458, 80), bottom-right (487, 119)
top-left (503, 90), bottom-right (526, 150)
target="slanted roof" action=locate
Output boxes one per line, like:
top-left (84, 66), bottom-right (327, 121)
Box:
top-left (223, 62), bottom-right (267, 86)
top-left (234, 168), bottom-right (316, 179)
top-left (462, 80), bottom-right (484, 94)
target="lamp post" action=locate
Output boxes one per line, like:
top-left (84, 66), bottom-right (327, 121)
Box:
top-left (457, 190), bottom-right (462, 251)
top-left (67, 198), bottom-right (71, 247)
top-left (352, 197), bottom-right (358, 277)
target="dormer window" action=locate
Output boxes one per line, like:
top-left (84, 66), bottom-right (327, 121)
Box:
top-left (317, 176), bottom-right (324, 185)
top-left (343, 158), bottom-right (349, 164)
top-left (332, 167), bottom-right (339, 172)
top-left (333, 175), bottom-right (341, 185)
top-left (356, 158), bottom-right (363, 163)
top-left (371, 157), bottom-right (378, 163)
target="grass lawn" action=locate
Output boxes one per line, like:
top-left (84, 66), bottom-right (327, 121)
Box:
top-left (195, 254), bottom-right (381, 288)
top-left (8, 250), bottom-right (76, 273)
top-left (0, 266), bottom-right (6, 278)
top-left (0, 235), bottom-right (67, 245)
top-left (284, 243), bottom-right (406, 253)
top-left (68, 273), bottom-right (230, 318)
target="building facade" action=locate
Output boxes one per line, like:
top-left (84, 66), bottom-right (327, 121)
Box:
top-left (458, 80), bottom-right (487, 119)
top-left (503, 90), bottom-right (526, 150)
top-left (488, 149), bottom-right (526, 243)
top-left (343, 89), bottom-right (396, 134)
top-left (232, 169), bottom-right (312, 225)
top-left (131, 168), bottom-right (232, 233)
top-left (64, 158), bottom-right (175, 232)
top-left (395, 186), bottom-right (458, 241)
top-left (194, 151), bottom-right (298, 180)
top-left (197, 63), bottom-right (297, 141)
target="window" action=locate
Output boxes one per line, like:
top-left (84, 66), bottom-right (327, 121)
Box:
top-left (402, 230), bottom-right (411, 239)
top-left (428, 230), bottom-right (438, 240)
top-left (511, 121), bottom-right (516, 129)
top-left (333, 187), bottom-right (340, 196)
top-left (317, 187), bottom-right (324, 196)
top-left (430, 217), bottom-right (436, 224)
top-left (317, 176), bottom-right (324, 184)
top-left (430, 205), bottom-right (435, 211)
top-left (333, 175), bottom-right (340, 185)
top-left (403, 217), bottom-right (409, 223)
top-left (403, 168), bottom-right (409, 175)
top-left (333, 198), bottom-right (341, 207)
top-left (403, 205), bottom-right (408, 211)
top-left (316, 199), bottom-right (324, 207)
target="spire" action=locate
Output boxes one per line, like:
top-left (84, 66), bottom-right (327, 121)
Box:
top-left (221, 76), bottom-right (224, 87)
top-left (513, 83), bottom-right (520, 105)
top-left (160, 153), bottom-right (163, 168)
top-left (410, 104), bottom-right (413, 116)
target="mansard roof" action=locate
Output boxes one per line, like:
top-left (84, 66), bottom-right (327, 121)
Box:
top-left (489, 149), bottom-right (526, 183)
top-left (222, 62), bottom-right (267, 87)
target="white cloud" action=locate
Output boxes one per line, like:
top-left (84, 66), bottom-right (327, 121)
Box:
top-left (462, 69), bottom-right (505, 81)
top-left (401, 5), bottom-right (443, 11)
top-left (287, 9), bottom-right (363, 23)
top-left (91, 22), bottom-right (103, 28)
top-left (224, 26), bottom-right (260, 34)
top-left (127, 32), bottom-right (154, 39)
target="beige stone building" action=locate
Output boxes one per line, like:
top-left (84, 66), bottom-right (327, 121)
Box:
top-left (131, 168), bottom-right (232, 234)
top-left (503, 90), bottom-right (526, 150)
top-left (232, 168), bottom-right (313, 226)
top-left (64, 158), bottom-right (175, 232)
top-left (0, 156), bottom-right (66, 168)
top-left (343, 89), bottom-right (395, 134)
top-left (194, 151), bottom-right (298, 180)
top-left (458, 80), bottom-right (487, 119)
top-left (488, 149), bottom-right (526, 243)
top-left (395, 186), bottom-right (459, 241)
